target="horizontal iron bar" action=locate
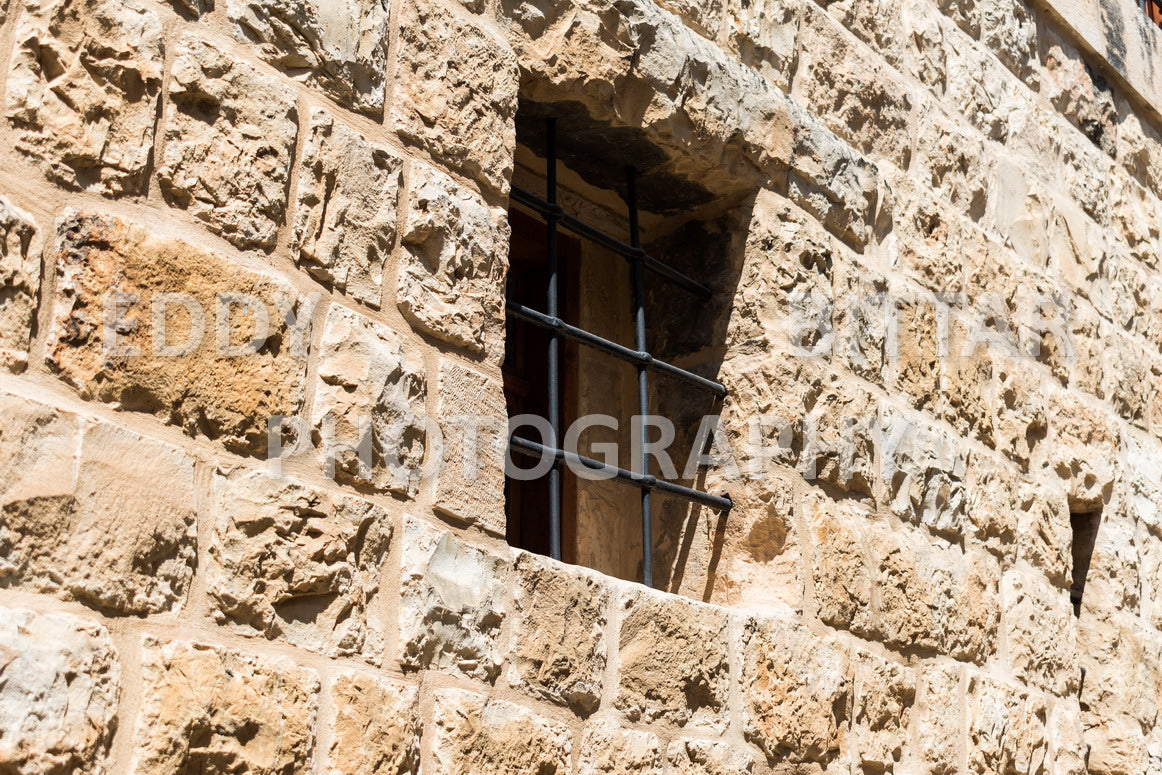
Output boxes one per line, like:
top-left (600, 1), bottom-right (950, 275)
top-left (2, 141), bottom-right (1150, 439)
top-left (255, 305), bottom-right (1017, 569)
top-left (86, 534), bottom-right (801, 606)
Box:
top-left (510, 186), bottom-right (713, 298)
top-left (506, 302), bottom-right (727, 398)
top-left (509, 436), bottom-right (733, 511)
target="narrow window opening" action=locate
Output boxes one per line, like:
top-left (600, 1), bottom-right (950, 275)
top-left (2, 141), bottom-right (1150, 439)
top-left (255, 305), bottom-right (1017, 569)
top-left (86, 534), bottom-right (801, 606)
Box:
top-left (1070, 508), bottom-right (1101, 616)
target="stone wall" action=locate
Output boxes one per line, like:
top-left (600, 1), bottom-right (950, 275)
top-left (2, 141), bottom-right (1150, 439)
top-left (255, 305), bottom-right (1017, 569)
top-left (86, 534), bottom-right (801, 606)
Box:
top-left (1, 0), bottom-right (1162, 772)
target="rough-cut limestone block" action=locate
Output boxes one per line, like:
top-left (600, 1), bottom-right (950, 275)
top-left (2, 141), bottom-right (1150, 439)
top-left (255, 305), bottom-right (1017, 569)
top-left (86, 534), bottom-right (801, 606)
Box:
top-left (325, 670), bottom-right (420, 775)
top-left (1107, 178), bottom-right (1162, 284)
top-left (1085, 712), bottom-right (1150, 775)
top-left (1060, 125), bottom-right (1114, 225)
top-left (832, 258), bottom-right (888, 386)
top-left (0, 196), bottom-right (39, 372)
top-left (806, 494), bottom-right (873, 634)
top-left (1046, 390), bottom-right (1117, 512)
top-left (398, 519), bottom-right (508, 682)
top-left (1139, 531), bottom-right (1162, 631)
top-left (1040, 27), bottom-right (1116, 154)
top-left (724, 0), bottom-right (799, 91)
top-left (945, 32), bottom-right (1019, 142)
top-left (666, 739), bottom-right (757, 775)
top-left (964, 451), bottom-right (1017, 558)
top-left (945, 549), bottom-right (1000, 663)
top-left (966, 675), bottom-right (1048, 775)
top-left (5, 0), bottom-right (163, 195)
top-left (509, 552), bottom-right (609, 715)
top-left (1080, 515), bottom-right (1139, 616)
top-left (576, 720), bottom-right (662, 775)
top-left (1078, 622), bottom-right (1162, 744)
top-left (434, 358), bottom-right (506, 534)
top-left (1002, 572), bottom-right (1078, 697)
top-left (1124, 435), bottom-right (1162, 537)
top-left (1015, 485), bottom-right (1071, 588)
top-left (0, 608), bottom-right (120, 774)
top-left (993, 361), bottom-right (1048, 472)
top-left (0, 395), bottom-right (197, 614)
top-left (207, 467), bottom-right (392, 662)
top-left (800, 377), bottom-right (877, 496)
top-left (131, 639), bottom-right (318, 774)
top-left (427, 689), bottom-right (571, 775)
top-left (168, 0), bottom-right (210, 15)
top-left (293, 108), bottom-right (403, 308)
top-left (1103, 333), bottom-right (1157, 430)
top-left (889, 294), bottom-right (941, 412)
top-left (397, 168), bottom-right (508, 360)
top-left (940, 313), bottom-right (996, 447)
top-left (313, 304), bottom-right (427, 497)
top-left (852, 652), bottom-right (915, 774)
top-left (393, 3), bottom-right (517, 194)
top-left (878, 407), bottom-right (966, 537)
top-left (822, 0), bottom-right (907, 72)
top-left (892, 174), bottom-right (972, 294)
top-left (913, 663), bottom-right (962, 775)
top-left (934, 0), bottom-right (979, 36)
top-left (1116, 93), bottom-right (1162, 204)
top-left (1047, 702), bottom-right (1086, 775)
top-left (228, 0), bottom-right (390, 116)
top-left (914, 108), bottom-right (990, 222)
top-left (158, 38), bottom-right (297, 250)
top-left (978, 0), bottom-right (1037, 85)
top-left (616, 588), bottom-right (730, 729)
top-left (46, 212), bottom-right (310, 456)
top-left (741, 615), bottom-right (849, 764)
top-left (794, 6), bottom-right (913, 168)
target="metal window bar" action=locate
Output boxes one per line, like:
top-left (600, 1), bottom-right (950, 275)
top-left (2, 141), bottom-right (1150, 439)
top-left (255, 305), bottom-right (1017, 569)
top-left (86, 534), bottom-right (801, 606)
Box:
top-left (509, 117), bottom-right (732, 588)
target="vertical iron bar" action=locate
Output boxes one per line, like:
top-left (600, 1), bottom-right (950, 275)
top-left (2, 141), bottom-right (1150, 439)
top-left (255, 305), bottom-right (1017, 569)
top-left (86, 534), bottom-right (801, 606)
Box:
top-left (627, 167), bottom-right (653, 588)
top-left (546, 119), bottom-right (562, 562)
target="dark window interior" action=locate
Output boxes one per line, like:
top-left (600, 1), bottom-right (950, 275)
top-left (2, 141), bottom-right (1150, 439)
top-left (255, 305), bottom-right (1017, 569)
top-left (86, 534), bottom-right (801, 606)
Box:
top-left (1070, 509), bottom-right (1102, 616)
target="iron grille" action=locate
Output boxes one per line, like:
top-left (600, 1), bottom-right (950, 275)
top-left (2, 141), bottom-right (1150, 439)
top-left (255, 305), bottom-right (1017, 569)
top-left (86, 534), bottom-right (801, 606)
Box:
top-left (507, 118), bottom-right (733, 588)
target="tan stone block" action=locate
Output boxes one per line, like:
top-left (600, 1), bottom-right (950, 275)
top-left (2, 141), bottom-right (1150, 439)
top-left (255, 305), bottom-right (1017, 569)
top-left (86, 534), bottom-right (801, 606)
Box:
top-left (5, 0), bottom-right (164, 195)
top-left (1116, 93), bottom-right (1162, 204)
top-left (964, 451), bottom-right (1017, 558)
top-left (312, 304), bottom-right (427, 497)
top-left (206, 467), bottom-right (392, 661)
top-left (866, 525), bottom-right (943, 653)
top-left (741, 615), bottom-right (849, 764)
top-left (978, 0), bottom-right (1037, 84)
top-left (397, 167), bottom-right (508, 360)
top-left (509, 552), bottom-right (609, 715)
top-left (878, 407), bottom-right (967, 537)
top-left (392, 3), bottom-right (517, 194)
top-left (46, 212), bottom-right (310, 456)
top-left (616, 588), bottom-right (730, 729)
top-left (806, 494), bottom-right (873, 633)
top-left (1103, 333), bottom-right (1158, 431)
top-left (1079, 515), bottom-right (1139, 616)
top-left (398, 518), bottom-right (508, 682)
top-left (852, 652), bottom-right (915, 774)
top-left (1047, 390), bottom-right (1117, 512)
top-left (1015, 485), bottom-right (1072, 588)
top-left (823, 0), bottom-right (908, 73)
top-left (966, 675), bottom-right (1048, 775)
top-left (1040, 27), bottom-right (1116, 156)
top-left (293, 108), bottom-right (403, 308)
top-left (1060, 129), bottom-right (1113, 224)
top-left (665, 738), bottom-right (757, 775)
top-left (889, 294), bottom-right (942, 412)
top-left (227, 0), bottom-right (390, 116)
top-left (893, 175), bottom-right (971, 294)
top-left (427, 689), bottom-right (571, 775)
top-left (1084, 712), bottom-right (1150, 775)
top-left (1047, 701), bottom-right (1086, 775)
top-left (724, 0), bottom-right (799, 91)
top-left (325, 670), bottom-right (420, 775)
top-left (0, 395), bottom-right (197, 615)
top-left (132, 638), bottom-right (318, 774)
top-left (657, 0), bottom-right (723, 38)
top-left (158, 37), bottom-right (298, 249)
top-left (913, 107), bottom-right (990, 222)
top-left (832, 258), bottom-right (888, 385)
top-left (941, 312), bottom-right (996, 447)
top-left (944, 548), bottom-right (1000, 664)
top-left (577, 720), bottom-right (662, 775)
top-left (913, 663), bottom-right (962, 775)
top-left (1003, 571), bottom-right (1078, 696)
top-left (0, 607), bottom-right (120, 775)
top-left (434, 358), bottom-right (506, 534)
top-left (166, 0), bottom-right (208, 16)
top-left (800, 377), bottom-right (877, 496)
top-left (994, 361), bottom-right (1048, 471)
top-left (0, 195), bottom-right (39, 372)
top-left (945, 33), bottom-right (1019, 142)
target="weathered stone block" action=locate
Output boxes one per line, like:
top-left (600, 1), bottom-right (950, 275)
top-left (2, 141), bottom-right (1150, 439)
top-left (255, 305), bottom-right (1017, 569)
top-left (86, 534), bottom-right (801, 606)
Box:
top-left (725, 0), bottom-right (799, 91)
top-left (993, 362), bottom-right (1047, 471)
top-left (0, 395), bottom-right (197, 615)
top-left (398, 518), bottom-right (508, 682)
top-left (0, 607), bottom-right (120, 775)
top-left (5, 0), bottom-right (164, 195)
top-left (427, 689), bottom-right (571, 775)
top-left (878, 407), bottom-right (967, 537)
top-left (852, 652), bottom-right (915, 774)
top-left (1015, 485), bottom-right (1071, 587)
top-left (1040, 28), bottom-right (1117, 154)
top-left (964, 451), bottom-right (1017, 558)
top-left (392, 3), bottom-right (517, 194)
top-left (397, 168), bottom-right (509, 360)
top-left (132, 638), bottom-right (318, 774)
top-left (889, 294), bottom-right (942, 412)
top-left (944, 548), bottom-right (1000, 663)
top-left (807, 494), bottom-right (873, 633)
top-left (657, 0), bottom-right (722, 39)
top-left (207, 467), bottom-right (392, 661)
top-left (158, 38), bottom-right (298, 250)
top-left (978, 0), bottom-right (1037, 85)
top-left (1003, 572), bottom-right (1078, 696)
top-left (509, 552), bottom-right (609, 715)
top-left (0, 195), bottom-right (39, 372)
top-left (945, 34), bottom-right (1019, 142)
top-left (228, 0), bottom-right (390, 116)
top-left (577, 720), bottom-right (662, 775)
top-left (832, 258), bottom-right (888, 385)
top-left (293, 108), bottom-right (403, 308)
top-left (914, 663), bottom-right (962, 775)
top-left (434, 358), bottom-right (507, 533)
top-left (867, 525), bottom-right (943, 654)
top-left (616, 588), bottom-right (730, 728)
top-left (966, 675), bottom-right (1048, 775)
top-left (313, 304), bottom-right (427, 497)
top-left (941, 312), bottom-right (996, 446)
top-left (666, 739), bottom-right (757, 775)
top-left (325, 670), bottom-right (420, 775)
top-left (741, 615), bottom-right (850, 764)
top-left (800, 377), bottom-right (877, 496)
top-left (46, 212), bottom-right (310, 456)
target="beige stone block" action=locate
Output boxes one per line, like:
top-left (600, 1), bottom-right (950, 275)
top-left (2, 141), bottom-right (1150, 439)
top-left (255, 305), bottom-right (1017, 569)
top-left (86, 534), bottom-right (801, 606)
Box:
top-left (966, 675), bottom-right (1048, 775)
top-left (1084, 712), bottom-right (1150, 775)
top-left (913, 663), bottom-right (962, 775)
top-left (1015, 485), bottom-right (1071, 588)
top-left (576, 720), bottom-right (662, 775)
top-left (657, 0), bottom-right (722, 38)
top-left (158, 37), bottom-right (298, 249)
top-left (913, 107), bottom-right (990, 222)
top-left (852, 652), bottom-right (915, 774)
top-left (741, 615), bottom-right (850, 764)
top-left (1116, 93), bottom-right (1162, 204)
top-left (397, 167), bottom-right (509, 360)
top-left (877, 407), bottom-right (967, 537)
top-left (1060, 129), bottom-right (1113, 224)
top-left (979, 0), bottom-right (1037, 84)
top-left (945, 33), bottom-right (1019, 142)
top-left (616, 588), bottom-right (730, 729)
top-left (944, 548), bottom-right (1000, 664)
top-left (509, 552), bottom-right (609, 715)
top-left (131, 638), bottom-right (318, 774)
top-left (993, 361), bottom-right (1048, 471)
top-left (427, 689), bottom-right (571, 775)
top-left (964, 451), bottom-right (1018, 558)
top-left (397, 518), bottom-right (508, 682)
top-left (806, 494), bottom-right (873, 633)
top-left (1047, 701), bottom-right (1086, 775)
top-left (1003, 572), bottom-right (1078, 697)
top-left (5, 0), bottom-right (164, 195)
top-left (293, 108), bottom-right (403, 308)
top-left (889, 294), bottom-right (942, 413)
top-left (434, 358), bottom-right (506, 534)
top-left (206, 467), bottom-right (392, 661)
top-left (46, 212), bottom-right (310, 456)
top-left (228, 0), bottom-right (390, 116)
top-left (1047, 390), bottom-right (1117, 512)
top-left (392, 3), bottom-right (517, 194)
top-left (312, 304), bottom-right (427, 497)
top-left (724, 0), bottom-right (799, 91)
top-left (665, 738), bottom-right (757, 775)
top-left (325, 670), bottom-right (420, 775)
top-left (0, 195), bottom-right (39, 372)
top-left (0, 395), bottom-right (197, 615)
top-left (1103, 335), bottom-right (1159, 431)
top-left (1039, 26), bottom-right (1115, 156)
top-left (0, 607), bottom-right (120, 775)
top-left (867, 525), bottom-right (943, 653)
top-left (893, 175), bottom-right (971, 294)
top-left (823, 0), bottom-right (908, 73)
top-left (800, 376), bottom-right (877, 496)
top-left (832, 258), bottom-right (888, 385)
top-left (941, 312), bottom-right (996, 447)
top-left (166, 0), bottom-right (209, 16)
